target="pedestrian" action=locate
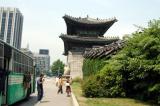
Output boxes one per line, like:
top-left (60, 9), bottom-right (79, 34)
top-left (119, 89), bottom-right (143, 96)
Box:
top-left (37, 74), bottom-right (44, 102)
top-left (57, 76), bottom-right (63, 94)
top-left (65, 80), bottom-right (71, 97)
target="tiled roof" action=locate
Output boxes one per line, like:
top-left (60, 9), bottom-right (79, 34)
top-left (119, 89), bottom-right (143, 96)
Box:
top-left (83, 40), bottom-right (124, 59)
top-left (63, 14), bottom-right (117, 24)
top-left (60, 34), bottom-right (119, 42)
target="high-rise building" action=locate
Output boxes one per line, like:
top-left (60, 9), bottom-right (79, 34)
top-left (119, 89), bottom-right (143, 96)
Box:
top-left (33, 49), bottom-right (50, 74)
top-left (39, 49), bottom-right (49, 55)
top-left (0, 7), bottom-right (23, 49)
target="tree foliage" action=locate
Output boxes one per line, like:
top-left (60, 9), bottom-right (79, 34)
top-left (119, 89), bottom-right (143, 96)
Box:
top-left (82, 59), bottom-right (106, 78)
top-left (82, 19), bottom-right (160, 104)
top-left (51, 59), bottom-right (65, 76)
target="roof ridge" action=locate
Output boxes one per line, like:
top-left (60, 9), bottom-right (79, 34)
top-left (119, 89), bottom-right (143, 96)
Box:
top-left (64, 14), bottom-right (117, 23)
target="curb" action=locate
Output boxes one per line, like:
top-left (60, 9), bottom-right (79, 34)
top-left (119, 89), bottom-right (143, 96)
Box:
top-left (71, 92), bottom-right (79, 106)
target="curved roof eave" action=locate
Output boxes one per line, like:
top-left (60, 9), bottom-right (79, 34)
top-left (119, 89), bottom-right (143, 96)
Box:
top-left (63, 15), bottom-right (118, 25)
top-left (59, 35), bottom-right (119, 43)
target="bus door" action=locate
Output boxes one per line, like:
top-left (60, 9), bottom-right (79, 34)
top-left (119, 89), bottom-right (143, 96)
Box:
top-left (0, 42), bottom-right (7, 105)
top-left (2, 58), bottom-right (10, 104)
top-left (2, 44), bottom-right (12, 105)
top-left (0, 42), bottom-right (4, 105)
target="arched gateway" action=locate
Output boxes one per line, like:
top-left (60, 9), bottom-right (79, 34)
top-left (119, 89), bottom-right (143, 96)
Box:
top-left (60, 14), bottom-right (118, 78)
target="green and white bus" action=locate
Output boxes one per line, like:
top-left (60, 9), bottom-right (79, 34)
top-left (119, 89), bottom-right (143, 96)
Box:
top-left (0, 40), bottom-right (35, 106)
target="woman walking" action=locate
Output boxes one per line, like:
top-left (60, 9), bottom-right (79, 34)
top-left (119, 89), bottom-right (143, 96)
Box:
top-left (65, 80), bottom-right (71, 96)
top-left (57, 76), bottom-right (63, 94)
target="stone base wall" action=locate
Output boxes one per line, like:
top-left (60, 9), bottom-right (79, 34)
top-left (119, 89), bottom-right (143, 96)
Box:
top-left (67, 51), bottom-right (83, 79)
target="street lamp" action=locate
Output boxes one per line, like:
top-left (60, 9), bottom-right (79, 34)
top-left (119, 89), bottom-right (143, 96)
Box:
top-left (58, 67), bottom-right (60, 77)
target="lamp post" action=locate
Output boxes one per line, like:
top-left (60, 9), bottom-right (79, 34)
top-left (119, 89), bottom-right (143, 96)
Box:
top-left (58, 67), bottom-right (60, 77)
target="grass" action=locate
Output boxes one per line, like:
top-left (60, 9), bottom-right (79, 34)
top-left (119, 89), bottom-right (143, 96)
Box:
top-left (71, 82), bottom-right (158, 106)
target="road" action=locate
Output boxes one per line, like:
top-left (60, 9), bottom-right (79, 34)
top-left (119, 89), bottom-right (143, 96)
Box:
top-left (12, 77), bottom-right (73, 106)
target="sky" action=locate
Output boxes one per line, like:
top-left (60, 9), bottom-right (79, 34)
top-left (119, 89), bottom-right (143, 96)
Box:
top-left (0, 0), bottom-right (160, 64)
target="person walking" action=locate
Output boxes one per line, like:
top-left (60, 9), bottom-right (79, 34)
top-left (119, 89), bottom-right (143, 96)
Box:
top-left (65, 80), bottom-right (71, 97)
top-left (57, 76), bottom-right (63, 94)
top-left (37, 74), bottom-right (44, 102)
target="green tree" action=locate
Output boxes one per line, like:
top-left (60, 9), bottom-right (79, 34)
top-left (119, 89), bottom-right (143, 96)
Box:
top-left (51, 59), bottom-right (65, 76)
top-left (82, 19), bottom-right (160, 104)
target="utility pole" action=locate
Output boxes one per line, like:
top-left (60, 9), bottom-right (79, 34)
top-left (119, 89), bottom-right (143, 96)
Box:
top-left (58, 67), bottom-right (60, 77)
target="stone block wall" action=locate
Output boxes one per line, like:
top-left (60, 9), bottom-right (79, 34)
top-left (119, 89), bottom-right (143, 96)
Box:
top-left (67, 51), bottom-right (83, 79)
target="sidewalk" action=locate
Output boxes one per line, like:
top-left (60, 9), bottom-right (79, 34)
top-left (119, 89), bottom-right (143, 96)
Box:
top-left (35, 77), bottom-right (73, 106)
top-left (16, 77), bottom-right (73, 106)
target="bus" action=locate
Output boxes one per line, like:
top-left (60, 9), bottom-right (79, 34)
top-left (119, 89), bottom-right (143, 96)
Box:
top-left (0, 40), bottom-right (35, 106)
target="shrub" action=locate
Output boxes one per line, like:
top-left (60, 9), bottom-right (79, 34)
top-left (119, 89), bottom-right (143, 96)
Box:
top-left (82, 59), bottom-right (106, 78)
top-left (82, 19), bottom-right (160, 104)
top-left (82, 75), bottom-right (105, 97)
top-left (82, 73), bottom-right (125, 98)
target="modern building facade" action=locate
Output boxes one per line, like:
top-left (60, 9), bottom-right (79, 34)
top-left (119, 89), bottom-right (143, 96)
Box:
top-left (0, 7), bottom-right (23, 49)
top-left (21, 48), bottom-right (34, 58)
top-left (60, 15), bottom-right (119, 78)
top-left (39, 49), bottom-right (49, 55)
top-left (33, 49), bottom-right (50, 74)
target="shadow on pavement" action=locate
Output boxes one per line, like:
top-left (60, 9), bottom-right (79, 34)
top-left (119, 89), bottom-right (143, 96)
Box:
top-left (40, 100), bottom-right (50, 103)
top-left (12, 95), bottom-right (38, 106)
